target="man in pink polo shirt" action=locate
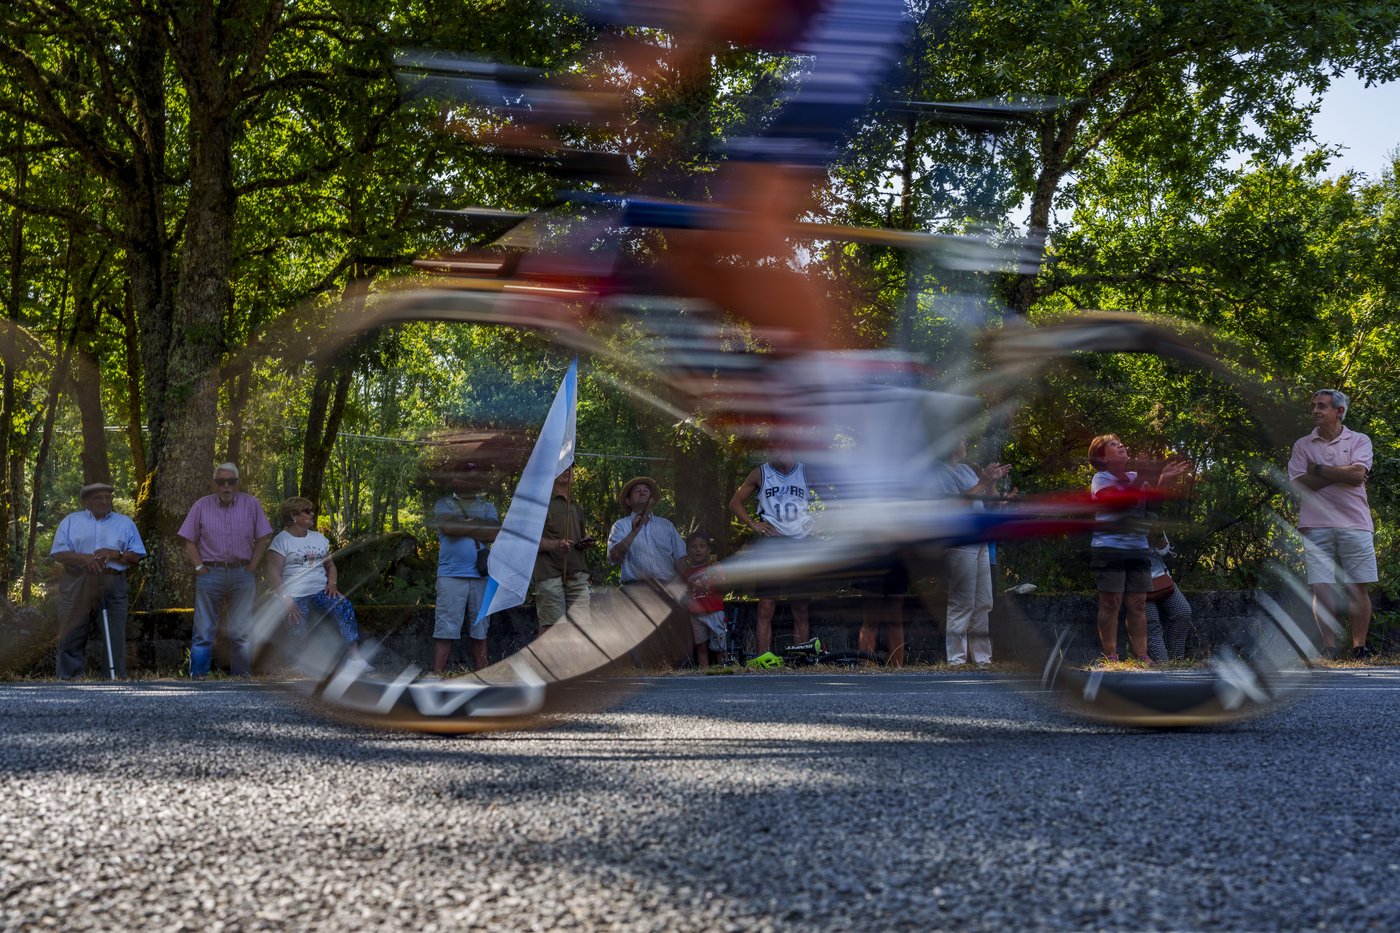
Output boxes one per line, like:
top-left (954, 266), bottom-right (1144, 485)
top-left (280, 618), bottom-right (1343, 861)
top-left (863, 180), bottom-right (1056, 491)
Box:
top-left (177, 463), bottom-right (274, 677)
top-left (1287, 389), bottom-right (1376, 660)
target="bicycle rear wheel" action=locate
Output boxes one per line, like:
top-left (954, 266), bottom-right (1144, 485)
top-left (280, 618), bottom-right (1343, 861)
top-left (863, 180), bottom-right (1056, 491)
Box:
top-left (966, 313), bottom-right (1317, 726)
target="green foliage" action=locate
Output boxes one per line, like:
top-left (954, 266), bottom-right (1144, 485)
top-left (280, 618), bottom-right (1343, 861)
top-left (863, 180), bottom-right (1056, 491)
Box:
top-left (2, 0), bottom-right (1400, 604)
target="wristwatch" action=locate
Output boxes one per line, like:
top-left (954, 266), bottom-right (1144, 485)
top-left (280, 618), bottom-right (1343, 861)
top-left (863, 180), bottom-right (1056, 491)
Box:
top-left (194, 564), bottom-right (206, 573)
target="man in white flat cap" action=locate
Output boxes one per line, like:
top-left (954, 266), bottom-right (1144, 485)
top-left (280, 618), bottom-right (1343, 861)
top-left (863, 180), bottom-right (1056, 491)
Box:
top-left (49, 482), bottom-right (146, 679)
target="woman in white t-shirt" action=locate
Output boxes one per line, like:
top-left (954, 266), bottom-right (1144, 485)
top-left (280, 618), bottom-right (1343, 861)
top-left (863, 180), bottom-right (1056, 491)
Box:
top-left (266, 497), bottom-right (362, 656)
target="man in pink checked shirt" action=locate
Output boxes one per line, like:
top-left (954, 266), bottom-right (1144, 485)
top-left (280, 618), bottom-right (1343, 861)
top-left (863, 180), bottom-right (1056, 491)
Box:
top-left (1288, 389), bottom-right (1377, 661)
top-left (177, 462), bottom-right (273, 677)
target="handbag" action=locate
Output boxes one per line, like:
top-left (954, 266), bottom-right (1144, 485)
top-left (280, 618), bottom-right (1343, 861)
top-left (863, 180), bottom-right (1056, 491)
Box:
top-left (1147, 573), bottom-right (1176, 602)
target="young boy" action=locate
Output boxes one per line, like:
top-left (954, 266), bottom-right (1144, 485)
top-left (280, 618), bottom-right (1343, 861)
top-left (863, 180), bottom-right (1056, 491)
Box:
top-left (680, 532), bottom-right (727, 667)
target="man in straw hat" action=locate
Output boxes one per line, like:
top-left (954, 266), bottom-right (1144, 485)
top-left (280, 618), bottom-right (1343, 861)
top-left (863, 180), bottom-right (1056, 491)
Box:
top-left (608, 476), bottom-right (686, 585)
top-left (49, 482), bottom-right (146, 679)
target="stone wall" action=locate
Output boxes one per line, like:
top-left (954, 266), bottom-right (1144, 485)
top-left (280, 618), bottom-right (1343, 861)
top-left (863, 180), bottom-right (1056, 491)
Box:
top-left (1, 587), bottom-right (1355, 676)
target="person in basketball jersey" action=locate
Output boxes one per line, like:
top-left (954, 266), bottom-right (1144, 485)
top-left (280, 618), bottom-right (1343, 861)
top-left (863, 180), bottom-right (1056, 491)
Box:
top-left (728, 449), bottom-right (814, 652)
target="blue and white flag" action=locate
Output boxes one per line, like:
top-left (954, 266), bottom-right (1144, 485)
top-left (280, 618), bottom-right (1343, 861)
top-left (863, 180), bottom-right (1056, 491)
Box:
top-left (478, 360), bottom-right (578, 621)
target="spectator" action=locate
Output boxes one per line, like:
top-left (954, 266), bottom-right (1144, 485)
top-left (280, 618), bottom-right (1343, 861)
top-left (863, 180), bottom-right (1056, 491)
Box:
top-left (1087, 436), bottom-right (1190, 663)
top-left (607, 476), bottom-right (686, 584)
top-left (856, 571), bottom-right (908, 667)
top-left (265, 497), bottom-right (365, 666)
top-left (680, 531), bottom-right (727, 667)
top-left (1287, 388), bottom-right (1376, 660)
top-left (936, 438), bottom-right (1010, 666)
top-left (49, 483), bottom-right (146, 679)
top-left (534, 465), bottom-right (591, 630)
top-left (728, 448), bottom-right (812, 653)
top-left (431, 462), bottom-right (500, 673)
top-left (1144, 528), bottom-right (1192, 663)
top-left (178, 463), bottom-right (273, 678)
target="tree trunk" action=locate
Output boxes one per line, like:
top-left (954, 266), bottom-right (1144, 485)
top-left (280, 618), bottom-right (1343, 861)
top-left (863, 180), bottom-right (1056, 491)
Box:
top-left (0, 120), bottom-right (26, 591)
top-left (673, 433), bottom-right (726, 544)
top-left (72, 338), bottom-right (110, 483)
top-left (134, 2), bottom-right (284, 607)
top-left (127, 15), bottom-right (174, 564)
top-left (897, 113), bottom-right (919, 350)
top-left (0, 351), bottom-right (14, 590)
top-left (1006, 113), bottom-right (1083, 316)
top-left (22, 331), bottom-right (75, 602)
top-left (71, 283), bottom-right (111, 483)
top-left (119, 288), bottom-right (148, 487)
top-left (224, 364), bottom-right (250, 465)
top-left (300, 273), bottom-right (365, 508)
top-left (140, 98), bottom-right (237, 608)
top-left (300, 361), bottom-right (354, 509)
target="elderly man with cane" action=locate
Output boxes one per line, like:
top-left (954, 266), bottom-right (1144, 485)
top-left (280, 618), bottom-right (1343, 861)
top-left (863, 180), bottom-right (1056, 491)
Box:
top-left (49, 482), bottom-right (147, 679)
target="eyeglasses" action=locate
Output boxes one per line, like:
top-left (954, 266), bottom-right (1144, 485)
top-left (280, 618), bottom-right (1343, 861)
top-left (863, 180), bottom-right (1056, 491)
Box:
top-left (296, 508), bottom-right (313, 515)
top-left (215, 477), bottom-right (238, 486)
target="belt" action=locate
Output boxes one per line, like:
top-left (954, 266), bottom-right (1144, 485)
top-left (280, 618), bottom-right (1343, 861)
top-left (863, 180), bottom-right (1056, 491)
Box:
top-left (205, 561), bottom-right (248, 569)
top-left (64, 568), bottom-right (125, 577)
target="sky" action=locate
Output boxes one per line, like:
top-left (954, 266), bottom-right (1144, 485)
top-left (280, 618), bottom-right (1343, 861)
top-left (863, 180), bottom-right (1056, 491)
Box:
top-left (1301, 72), bottom-right (1400, 180)
top-left (1009, 72), bottom-right (1399, 227)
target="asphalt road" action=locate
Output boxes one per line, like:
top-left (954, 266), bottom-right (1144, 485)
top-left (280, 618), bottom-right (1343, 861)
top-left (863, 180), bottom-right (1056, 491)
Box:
top-left (2, 670), bottom-right (1398, 931)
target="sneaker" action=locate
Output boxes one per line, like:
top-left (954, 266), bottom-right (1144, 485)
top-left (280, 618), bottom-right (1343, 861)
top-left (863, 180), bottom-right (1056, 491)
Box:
top-left (1352, 645), bottom-right (1374, 661)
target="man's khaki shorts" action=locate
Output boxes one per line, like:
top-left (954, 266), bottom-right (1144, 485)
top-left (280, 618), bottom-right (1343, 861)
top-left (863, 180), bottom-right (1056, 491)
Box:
top-left (1300, 527), bottom-right (1377, 585)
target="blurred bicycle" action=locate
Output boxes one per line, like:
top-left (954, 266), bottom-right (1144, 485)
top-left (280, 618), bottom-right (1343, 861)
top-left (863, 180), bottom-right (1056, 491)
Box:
top-left (254, 0), bottom-right (1321, 731)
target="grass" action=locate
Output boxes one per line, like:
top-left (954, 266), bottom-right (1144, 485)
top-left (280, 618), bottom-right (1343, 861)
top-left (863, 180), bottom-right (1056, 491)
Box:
top-left (8, 652), bottom-right (1397, 683)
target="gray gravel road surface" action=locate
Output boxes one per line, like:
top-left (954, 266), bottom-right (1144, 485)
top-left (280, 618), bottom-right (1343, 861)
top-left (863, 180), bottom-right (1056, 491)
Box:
top-left (2, 670), bottom-right (1398, 931)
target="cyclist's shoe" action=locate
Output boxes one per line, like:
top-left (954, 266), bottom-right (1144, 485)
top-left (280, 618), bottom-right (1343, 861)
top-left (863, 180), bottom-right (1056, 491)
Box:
top-left (1352, 644), bottom-right (1374, 661)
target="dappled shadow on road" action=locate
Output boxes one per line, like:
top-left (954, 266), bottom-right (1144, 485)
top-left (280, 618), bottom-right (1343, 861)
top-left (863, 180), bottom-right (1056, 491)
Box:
top-left (0, 675), bottom-right (1284, 784)
top-left (2, 677), bottom-right (1384, 931)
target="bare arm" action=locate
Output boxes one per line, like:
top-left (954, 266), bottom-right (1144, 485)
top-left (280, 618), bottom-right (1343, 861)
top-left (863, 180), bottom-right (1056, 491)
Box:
top-left (324, 557), bottom-right (341, 598)
top-left (264, 551), bottom-right (303, 622)
top-left (265, 551), bottom-right (287, 593)
top-left (182, 538), bottom-right (209, 576)
top-left (968, 463), bottom-right (1010, 497)
top-left (1155, 460), bottom-right (1193, 492)
top-left (51, 550), bottom-right (104, 574)
top-left (438, 515), bottom-right (501, 541)
top-left (248, 534), bottom-right (273, 574)
top-left (729, 468), bottom-right (776, 536)
top-left (1294, 462), bottom-right (1367, 491)
top-left (608, 510), bottom-right (650, 564)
